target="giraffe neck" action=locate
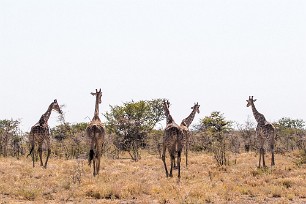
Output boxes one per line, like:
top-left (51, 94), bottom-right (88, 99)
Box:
top-left (164, 107), bottom-right (174, 124)
top-left (251, 103), bottom-right (266, 125)
top-left (93, 97), bottom-right (100, 120)
top-left (181, 108), bottom-right (197, 127)
top-left (166, 114), bottom-right (174, 124)
top-left (39, 102), bottom-right (53, 126)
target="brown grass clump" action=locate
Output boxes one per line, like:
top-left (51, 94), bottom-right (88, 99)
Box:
top-left (0, 151), bottom-right (305, 203)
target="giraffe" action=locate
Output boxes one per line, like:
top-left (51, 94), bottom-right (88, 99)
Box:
top-left (86, 88), bottom-right (105, 176)
top-left (28, 99), bottom-right (62, 168)
top-left (180, 102), bottom-right (200, 167)
top-left (246, 96), bottom-right (275, 168)
top-left (161, 100), bottom-right (184, 179)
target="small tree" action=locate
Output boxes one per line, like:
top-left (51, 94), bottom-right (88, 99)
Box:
top-left (51, 122), bottom-right (88, 159)
top-left (105, 99), bottom-right (165, 161)
top-left (197, 112), bottom-right (232, 166)
top-left (237, 116), bottom-right (256, 152)
top-left (275, 117), bottom-right (305, 152)
top-left (147, 129), bottom-right (164, 156)
top-left (0, 119), bottom-right (22, 157)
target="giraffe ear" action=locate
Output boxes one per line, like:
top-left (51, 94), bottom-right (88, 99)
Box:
top-left (91, 92), bottom-right (95, 96)
top-left (253, 99), bottom-right (257, 102)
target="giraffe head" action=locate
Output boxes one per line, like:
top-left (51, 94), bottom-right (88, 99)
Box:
top-left (163, 100), bottom-right (170, 112)
top-left (246, 96), bottom-right (257, 107)
top-left (91, 88), bottom-right (102, 104)
top-left (191, 102), bottom-right (200, 114)
top-left (52, 99), bottom-right (62, 114)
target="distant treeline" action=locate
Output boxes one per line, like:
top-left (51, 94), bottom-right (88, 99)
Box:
top-left (1, 99), bottom-right (305, 165)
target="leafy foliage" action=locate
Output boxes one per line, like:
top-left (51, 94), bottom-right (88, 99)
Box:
top-left (275, 117), bottom-right (305, 152)
top-left (196, 112), bottom-right (232, 165)
top-left (0, 119), bottom-right (23, 157)
top-left (277, 117), bottom-right (305, 129)
top-left (199, 111), bottom-right (232, 133)
top-left (104, 99), bottom-right (165, 161)
top-left (50, 122), bottom-right (88, 159)
top-left (237, 116), bottom-right (256, 152)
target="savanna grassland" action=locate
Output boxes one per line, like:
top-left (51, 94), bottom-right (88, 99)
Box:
top-left (0, 151), bottom-right (305, 204)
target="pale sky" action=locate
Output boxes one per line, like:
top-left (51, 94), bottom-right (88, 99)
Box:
top-left (1, 1), bottom-right (305, 131)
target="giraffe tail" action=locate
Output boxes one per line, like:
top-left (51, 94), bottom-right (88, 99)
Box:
top-left (88, 126), bottom-right (97, 165)
top-left (88, 149), bottom-right (94, 166)
top-left (27, 133), bottom-right (35, 157)
top-left (27, 147), bottom-right (34, 158)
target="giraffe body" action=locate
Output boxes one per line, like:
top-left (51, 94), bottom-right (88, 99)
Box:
top-left (28, 99), bottom-right (62, 168)
top-left (86, 89), bottom-right (105, 176)
top-left (161, 100), bottom-right (184, 179)
top-left (246, 96), bottom-right (275, 167)
top-left (180, 102), bottom-right (200, 167)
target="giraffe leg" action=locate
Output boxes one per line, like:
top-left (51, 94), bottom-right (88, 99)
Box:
top-left (93, 157), bottom-right (96, 176)
top-left (270, 130), bottom-right (276, 166)
top-left (177, 150), bottom-right (182, 179)
top-left (161, 144), bottom-right (169, 177)
top-left (16, 144), bottom-right (20, 160)
top-left (262, 148), bottom-right (266, 167)
top-left (44, 138), bottom-right (51, 168)
top-left (96, 148), bottom-right (101, 176)
top-left (32, 146), bottom-right (35, 167)
top-left (93, 137), bottom-right (100, 176)
top-left (38, 146), bottom-right (43, 166)
top-left (185, 144), bottom-right (188, 168)
top-left (173, 143), bottom-right (178, 169)
top-left (169, 153), bottom-right (175, 177)
top-left (271, 144), bottom-right (275, 166)
top-left (96, 157), bottom-right (100, 176)
top-left (44, 148), bottom-right (51, 168)
top-left (96, 143), bottom-right (103, 175)
top-left (258, 148), bottom-right (262, 168)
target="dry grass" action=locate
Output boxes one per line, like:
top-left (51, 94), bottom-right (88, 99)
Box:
top-left (0, 151), bottom-right (306, 203)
